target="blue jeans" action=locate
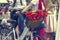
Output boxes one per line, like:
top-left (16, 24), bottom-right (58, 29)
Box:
top-left (18, 12), bottom-right (26, 35)
top-left (10, 9), bottom-right (18, 28)
top-left (10, 9), bottom-right (26, 39)
top-left (10, 9), bottom-right (18, 39)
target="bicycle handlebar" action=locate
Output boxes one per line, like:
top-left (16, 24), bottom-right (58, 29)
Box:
top-left (0, 19), bottom-right (16, 23)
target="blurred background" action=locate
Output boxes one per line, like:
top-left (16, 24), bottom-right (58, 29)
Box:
top-left (0, 0), bottom-right (60, 40)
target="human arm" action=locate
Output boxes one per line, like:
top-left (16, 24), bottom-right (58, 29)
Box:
top-left (22, 0), bottom-right (38, 12)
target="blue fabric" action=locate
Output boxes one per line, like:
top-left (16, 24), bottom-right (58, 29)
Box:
top-left (10, 9), bottom-right (18, 29)
top-left (10, 10), bottom-right (18, 20)
top-left (10, 10), bottom-right (25, 39)
top-left (10, 7), bottom-right (26, 38)
top-left (18, 12), bottom-right (26, 35)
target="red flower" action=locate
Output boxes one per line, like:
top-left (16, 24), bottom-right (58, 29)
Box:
top-left (37, 10), bottom-right (43, 19)
top-left (26, 10), bottom-right (48, 21)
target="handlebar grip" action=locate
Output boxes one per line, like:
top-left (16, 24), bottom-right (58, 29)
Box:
top-left (0, 19), bottom-right (16, 23)
top-left (7, 19), bottom-right (16, 23)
